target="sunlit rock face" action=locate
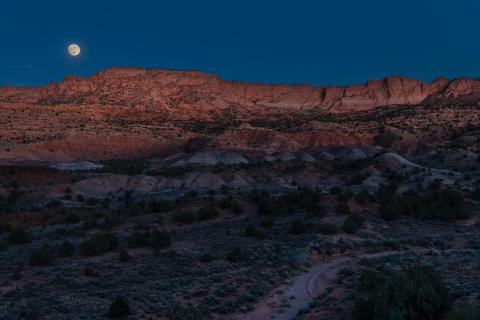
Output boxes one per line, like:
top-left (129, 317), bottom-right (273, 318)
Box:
top-left (0, 67), bottom-right (467, 113)
top-left (0, 67), bottom-right (479, 163)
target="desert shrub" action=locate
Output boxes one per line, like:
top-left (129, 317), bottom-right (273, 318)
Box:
top-left (168, 305), bottom-right (204, 320)
top-left (358, 269), bottom-right (384, 290)
top-left (101, 213), bottom-right (124, 230)
top-left (29, 245), bottom-right (55, 266)
top-left (8, 227), bottom-right (31, 244)
top-left (376, 184), bottom-right (396, 204)
top-left (355, 189), bottom-right (370, 204)
top-left (337, 193), bottom-right (349, 202)
top-left (12, 264), bottom-right (23, 280)
top-left (21, 302), bottom-right (42, 320)
top-left (353, 265), bottom-right (450, 320)
top-left (343, 215), bottom-right (364, 234)
top-left (99, 158), bottom-right (147, 175)
top-left (248, 189), bottom-right (270, 203)
top-left (127, 231), bottom-right (150, 247)
top-left (245, 224), bottom-right (256, 237)
top-left (231, 200), bottom-right (244, 215)
top-left (374, 126), bottom-right (397, 148)
top-left (83, 266), bottom-right (97, 277)
top-left (281, 187), bottom-right (322, 214)
top-left (220, 184), bottom-right (231, 194)
top-left (257, 196), bottom-right (274, 214)
top-left (80, 233), bottom-right (118, 256)
top-left (0, 239), bottom-right (8, 251)
top-left (149, 200), bottom-right (175, 213)
top-left (0, 222), bottom-right (12, 234)
top-left (46, 199), bottom-right (63, 208)
top-left (260, 218), bottom-right (274, 228)
top-left (218, 197), bottom-right (232, 209)
top-left (335, 201), bottom-right (351, 215)
top-left (226, 246), bottom-right (249, 263)
top-left (0, 187), bottom-right (22, 213)
top-left (290, 219), bottom-right (307, 235)
top-left (473, 184), bottom-right (480, 201)
top-left (257, 196), bottom-right (276, 215)
top-left (452, 304), bottom-right (480, 320)
top-left (329, 186), bottom-right (342, 195)
top-left (127, 229), bottom-right (171, 250)
top-left (379, 187), bottom-right (470, 222)
top-left (108, 296), bottom-right (130, 319)
top-left (172, 210), bottom-right (196, 224)
top-left (65, 213), bottom-right (81, 224)
top-left (199, 253), bottom-right (215, 263)
top-left (57, 240), bottom-right (75, 257)
top-left (85, 197), bottom-right (97, 206)
top-left (244, 224), bottom-right (266, 240)
top-left (150, 230), bottom-right (172, 250)
top-left (318, 223), bottom-right (338, 235)
top-left (379, 199), bottom-right (402, 221)
top-left (82, 217), bottom-right (98, 230)
top-left (119, 250), bottom-right (131, 262)
top-left (196, 205), bottom-right (219, 220)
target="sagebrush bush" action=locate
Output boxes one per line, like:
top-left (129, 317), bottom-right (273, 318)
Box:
top-left (196, 205), bottom-right (219, 221)
top-left (172, 210), bottom-right (196, 224)
top-left (231, 201), bottom-right (244, 215)
top-left (379, 186), bottom-right (470, 221)
top-left (149, 200), bottom-right (175, 213)
top-left (119, 250), bottom-right (131, 262)
top-left (199, 253), bottom-right (215, 263)
top-left (65, 213), bottom-right (81, 224)
top-left (227, 246), bottom-right (249, 263)
top-left (342, 215), bottom-right (364, 234)
top-left (150, 230), bottom-right (171, 250)
top-left (57, 240), bottom-right (75, 257)
top-left (127, 229), bottom-right (171, 250)
top-left (353, 265), bottom-right (450, 320)
top-left (80, 233), bottom-right (118, 256)
top-left (8, 227), bottom-right (31, 245)
top-left (452, 304), bottom-right (480, 320)
top-left (244, 224), bottom-right (266, 240)
top-left (108, 296), bottom-right (130, 319)
top-left (318, 223), bottom-right (338, 235)
top-left (29, 245), bottom-right (55, 266)
top-left (290, 219), bottom-right (307, 235)
top-left (335, 201), bottom-right (351, 215)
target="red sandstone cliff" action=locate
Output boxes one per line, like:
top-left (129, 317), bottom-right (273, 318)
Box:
top-left (1, 67), bottom-right (480, 162)
top-left (2, 67), bottom-right (478, 114)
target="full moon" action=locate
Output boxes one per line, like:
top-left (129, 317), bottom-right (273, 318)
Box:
top-left (68, 44), bottom-right (81, 56)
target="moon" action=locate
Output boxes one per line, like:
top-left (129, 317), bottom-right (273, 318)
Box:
top-left (68, 44), bottom-right (81, 56)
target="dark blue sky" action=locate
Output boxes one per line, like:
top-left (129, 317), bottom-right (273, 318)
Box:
top-left (1, 0), bottom-right (479, 86)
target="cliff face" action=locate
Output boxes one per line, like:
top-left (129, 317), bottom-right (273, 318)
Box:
top-left (1, 67), bottom-right (480, 162)
top-left (2, 67), bottom-right (478, 115)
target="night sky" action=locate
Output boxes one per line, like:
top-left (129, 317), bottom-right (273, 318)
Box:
top-left (1, 0), bottom-right (479, 86)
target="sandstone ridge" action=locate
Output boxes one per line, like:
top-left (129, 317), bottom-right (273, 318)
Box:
top-left (2, 67), bottom-right (479, 113)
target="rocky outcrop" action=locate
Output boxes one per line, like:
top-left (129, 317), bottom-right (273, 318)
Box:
top-left (1, 67), bottom-right (480, 163)
top-left (1, 67), bottom-right (476, 115)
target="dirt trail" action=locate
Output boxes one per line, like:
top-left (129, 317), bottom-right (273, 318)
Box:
top-left (235, 257), bottom-right (350, 320)
top-left (236, 250), bottom-right (414, 320)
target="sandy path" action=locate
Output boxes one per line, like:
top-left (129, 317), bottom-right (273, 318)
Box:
top-left (235, 257), bottom-right (351, 320)
top-left (235, 250), bottom-right (413, 320)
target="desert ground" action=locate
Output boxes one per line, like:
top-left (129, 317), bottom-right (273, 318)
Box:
top-left (1, 69), bottom-right (480, 319)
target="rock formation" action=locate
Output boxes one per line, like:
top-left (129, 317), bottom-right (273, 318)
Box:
top-left (2, 67), bottom-right (478, 114)
top-left (1, 67), bottom-right (480, 162)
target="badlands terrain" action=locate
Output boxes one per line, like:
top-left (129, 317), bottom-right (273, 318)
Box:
top-left (0, 68), bottom-right (479, 319)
